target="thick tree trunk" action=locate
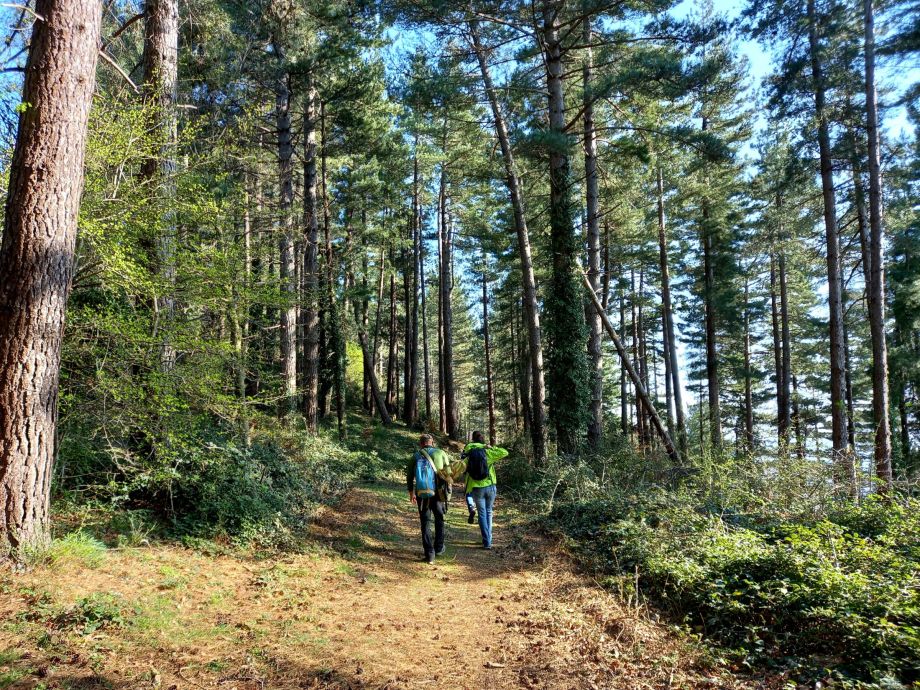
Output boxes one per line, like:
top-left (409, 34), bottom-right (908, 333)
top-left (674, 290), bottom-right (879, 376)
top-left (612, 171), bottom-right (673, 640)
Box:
top-left (142, 0), bottom-right (179, 374)
top-left (582, 17), bottom-right (604, 450)
top-left (808, 0), bottom-right (851, 482)
top-left (779, 250), bottom-right (793, 441)
top-left (542, 2), bottom-right (590, 454)
top-left (469, 19), bottom-right (546, 462)
top-left (863, 0), bottom-right (893, 489)
top-left (275, 71), bottom-right (298, 416)
top-left (0, 0), bottom-right (101, 558)
top-left (301, 84), bottom-right (321, 431)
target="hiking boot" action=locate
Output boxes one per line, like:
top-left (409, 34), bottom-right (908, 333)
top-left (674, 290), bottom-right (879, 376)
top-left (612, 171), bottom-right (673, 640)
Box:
top-left (426, 553), bottom-right (435, 564)
top-left (435, 545), bottom-right (446, 556)
top-left (467, 510), bottom-right (476, 524)
top-left (483, 543), bottom-right (492, 550)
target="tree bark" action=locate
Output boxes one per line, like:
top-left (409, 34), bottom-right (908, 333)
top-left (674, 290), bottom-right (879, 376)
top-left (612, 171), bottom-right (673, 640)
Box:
top-left (807, 0), bottom-right (850, 480)
top-left (482, 254), bottom-right (497, 446)
top-left (439, 164), bottom-right (459, 438)
top-left (770, 255), bottom-right (786, 450)
top-left (469, 18), bottom-right (546, 462)
top-left (386, 262), bottom-right (398, 416)
top-left (743, 278), bottom-right (755, 452)
top-left (582, 17), bottom-right (604, 450)
top-left (274, 68), bottom-right (297, 416)
top-left (142, 0), bottom-right (179, 374)
top-left (863, 0), bottom-right (893, 489)
top-left (301, 83), bottom-right (321, 431)
top-left (402, 151), bottom-right (420, 425)
top-left (0, 0), bottom-right (101, 558)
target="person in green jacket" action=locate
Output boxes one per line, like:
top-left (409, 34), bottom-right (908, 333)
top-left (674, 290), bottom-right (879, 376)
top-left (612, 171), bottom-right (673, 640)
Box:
top-left (461, 430), bottom-right (508, 549)
top-left (406, 434), bottom-right (454, 564)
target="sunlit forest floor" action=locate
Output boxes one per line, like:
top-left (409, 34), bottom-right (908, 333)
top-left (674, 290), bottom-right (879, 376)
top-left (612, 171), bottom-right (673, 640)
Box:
top-left (0, 453), bottom-right (784, 689)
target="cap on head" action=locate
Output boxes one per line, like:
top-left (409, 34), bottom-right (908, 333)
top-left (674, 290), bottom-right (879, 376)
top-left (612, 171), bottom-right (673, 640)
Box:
top-left (472, 430), bottom-right (485, 444)
top-left (419, 433), bottom-right (434, 447)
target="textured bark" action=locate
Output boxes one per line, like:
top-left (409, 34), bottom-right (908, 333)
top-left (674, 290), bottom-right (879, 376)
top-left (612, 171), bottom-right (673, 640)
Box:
top-left (275, 70), bottom-right (297, 415)
top-left (582, 17), bottom-right (604, 450)
top-left (142, 0), bottom-right (179, 374)
top-left (420, 218), bottom-right (432, 422)
top-left (863, 0), bottom-right (893, 489)
top-left (779, 251), bottom-right (792, 440)
top-left (301, 84), bottom-right (321, 431)
top-left (657, 169), bottom-right (685, 460)
top-left (700, 177), bottom-right (721, 448)
top-left (807, 0), bottom-right (850, 476)
top-left (0, 0), bottom-right (101, 558)
top-left (469, 19), bottom-right (546, 461)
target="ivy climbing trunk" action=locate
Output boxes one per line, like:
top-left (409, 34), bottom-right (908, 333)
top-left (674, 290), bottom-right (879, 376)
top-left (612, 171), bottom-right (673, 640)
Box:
top-left (542, 1), bottom-right (589, 455)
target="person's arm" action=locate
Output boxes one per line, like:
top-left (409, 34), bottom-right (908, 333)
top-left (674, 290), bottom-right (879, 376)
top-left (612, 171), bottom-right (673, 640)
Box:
top-left (406, 455), bottom-right (416, 503)
top-left (486, 446), bottom-right (509, 463)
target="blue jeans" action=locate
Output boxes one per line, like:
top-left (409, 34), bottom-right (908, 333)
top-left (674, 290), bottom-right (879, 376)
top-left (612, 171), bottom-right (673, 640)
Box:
top-left (471, 484), bottom-right (497, 547)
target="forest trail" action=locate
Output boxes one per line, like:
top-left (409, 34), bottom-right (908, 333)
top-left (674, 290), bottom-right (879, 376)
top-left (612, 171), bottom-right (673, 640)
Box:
top-left (1, 480), bottom-right (773, 690)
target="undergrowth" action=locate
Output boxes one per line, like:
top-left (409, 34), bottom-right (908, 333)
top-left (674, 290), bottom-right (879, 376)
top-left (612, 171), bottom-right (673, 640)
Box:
top-left (502, 439), bottom-right (920, 688)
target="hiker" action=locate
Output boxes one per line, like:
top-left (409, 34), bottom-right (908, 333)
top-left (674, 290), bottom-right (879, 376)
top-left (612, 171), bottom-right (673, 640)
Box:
top-left (407, 433), bottom-right (453, 564)
top-left (462, 431), bottom-right (508, 550)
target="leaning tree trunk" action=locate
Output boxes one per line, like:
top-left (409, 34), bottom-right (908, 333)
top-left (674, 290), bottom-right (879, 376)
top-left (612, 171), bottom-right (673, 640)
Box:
top-left (863, 0), bottom-right (893, 489)
top-left (808, 0), bottom-right (851, 486)
top-left (582, 17), bottom-right (604, 450)
top-left (141, 0), bottom-right (179, 375)
top-left (542, 2), bottom-right (590, 455)
top-left (469, 17), bottom-right (546, 462)
top-left (0, 0), bottom-right (101, 559)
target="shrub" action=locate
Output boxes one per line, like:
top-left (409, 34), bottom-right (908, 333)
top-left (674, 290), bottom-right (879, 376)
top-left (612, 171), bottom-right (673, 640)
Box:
top-left (546, 493), bottom-right (920, 684)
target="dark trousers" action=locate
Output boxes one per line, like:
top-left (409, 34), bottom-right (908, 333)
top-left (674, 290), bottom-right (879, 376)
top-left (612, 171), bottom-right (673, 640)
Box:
top-left (417, 496), bottom-right (445, 557)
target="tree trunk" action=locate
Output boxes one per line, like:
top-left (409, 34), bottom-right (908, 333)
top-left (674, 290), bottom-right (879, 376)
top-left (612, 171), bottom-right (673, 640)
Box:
top-left (275, 70), bottom-right (297, 416)
top-left (701, 189), bottom-right (721, 449)
top-left (0, 0), bottom-right (101, 558)
top-left (403, 152), bottom-right (420, 425)
top-left (420, 219), bottom-right (432, 422)
top-left (439, 164), bottom-right (459, 439)
top-left (779, 249), bottom-right (793, 442)
top-left (657, 169), bottom-right (686, 460)
top-left (582, 17), bottom-right (604, 450)
top-left (807, 0), bottom-right (850, 481)
top-left (581, 272), bottom-right (678, 461)
top-left (386, 263), bottom-right (398, 416)
top-left (482, 254), bottom-right (497, 446)
top-left (301, 83), bottom-right (321, 431)
top-left (542, 1), bottom-right (590, 455)
top-left (743, 278), bottom-right (755, 452)
top-left (469, 18), bottom-right (546, 462)
top-left (142, 0), bottom-right (179, 374)
top-left (619, 280), bottom-right (628, 436)
top-left (770, 255), bottom-right (787, 450)
top-left (863, 0), bottom-right (893, 489)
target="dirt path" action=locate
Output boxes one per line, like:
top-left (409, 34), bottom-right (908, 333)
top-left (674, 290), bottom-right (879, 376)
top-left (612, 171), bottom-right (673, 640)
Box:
top-left (0, 481), bottom-right (773, 689)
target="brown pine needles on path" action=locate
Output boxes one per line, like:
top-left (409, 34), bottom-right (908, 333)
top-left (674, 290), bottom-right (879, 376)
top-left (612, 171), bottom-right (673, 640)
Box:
top-left (1, 481), bottom-right (779, 689)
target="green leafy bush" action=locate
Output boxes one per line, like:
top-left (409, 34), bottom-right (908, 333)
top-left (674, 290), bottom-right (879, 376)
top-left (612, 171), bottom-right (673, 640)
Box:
top-left (547, 493), bottom-right (920, 684)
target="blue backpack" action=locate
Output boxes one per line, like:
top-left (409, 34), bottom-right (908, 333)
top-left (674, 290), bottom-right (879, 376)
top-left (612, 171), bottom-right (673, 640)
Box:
top-left (414, 449), bottom-right (436, 498)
